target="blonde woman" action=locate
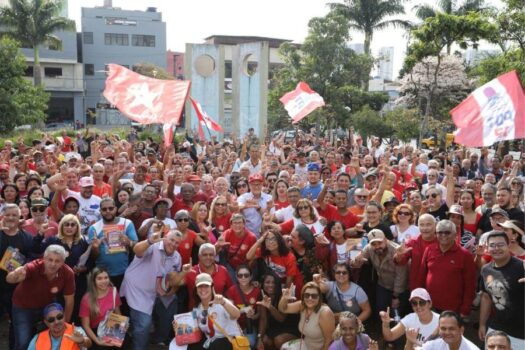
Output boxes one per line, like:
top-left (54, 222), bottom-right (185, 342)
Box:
top-left (79, 267), bottom-right (122, 349)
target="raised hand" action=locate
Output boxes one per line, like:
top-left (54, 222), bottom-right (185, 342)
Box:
top-left (406, 327), bottom-right (420, 345)
top-left (256, 295), bottom-right (273, 309)
top-left (63, 324), bottom-right (85, 344)
top-left (369, 339), bottom-right (379, 350)
top-left (379, 306), bottom-right (393, 324)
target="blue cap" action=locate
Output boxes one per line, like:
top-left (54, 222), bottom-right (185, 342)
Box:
top-left (43, 303), bottom-right (64, 317)
top-left (307, 163), bottom-right (320, 172)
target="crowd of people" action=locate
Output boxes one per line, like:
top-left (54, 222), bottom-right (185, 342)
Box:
top-left (0, 126), bottom-right (523, 350)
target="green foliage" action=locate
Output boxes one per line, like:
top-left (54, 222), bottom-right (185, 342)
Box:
top-left (268, 12), bottom-right (386, 132)
top-left (132, 63), bottom-right (175, 80)
top-left (470, 49), bottom-right (525, 85)
top-left (352, 106), bottom-right (393, 140)
top-left (384, 108), bottom-right (421, 142)
top-left (0, 37), bottom-right (49, 133)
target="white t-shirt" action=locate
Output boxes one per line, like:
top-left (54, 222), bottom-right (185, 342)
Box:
top-left (422, 336), bottom-right (479, 350)
top-left (140, 217), bottom-right (177, 238)
top-left (390, 224), bottom-right (420, 244)
top-left (274, 205), bottom-right (295, 223)
top-left (78, 194), bottom-right (101, 230)
top-left (400, 312), bottom-right (439, 346)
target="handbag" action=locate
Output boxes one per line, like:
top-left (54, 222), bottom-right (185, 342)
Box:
top-left (208, 315), bottom-right (250, 350)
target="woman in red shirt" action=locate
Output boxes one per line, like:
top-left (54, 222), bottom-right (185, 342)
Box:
top-left (225, 265), bottom-right (261, 348)
top-left (209, 196), bottom-right (232, 235)
top-left (459, 190), bottom-right (480, 234)
top-left (272, 179), bottom-right (289, 210)
top-left (175, 210), bottom-right (207, 264)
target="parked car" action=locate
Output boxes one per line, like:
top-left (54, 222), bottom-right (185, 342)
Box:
top-left (45, 121), bottom-right (73, 131)
top-left (421, 133), bottom-right (455, 148)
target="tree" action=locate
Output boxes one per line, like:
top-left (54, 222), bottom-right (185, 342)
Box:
top-left (328, 0), bottom-right (410, 56)
top-left (384, 108), bottom-right (421, 142)
top-left (413, 0), bottom-right (490, 54)
top-left (352, 106), bottom-right (393, 141)
top-left (401, 12), bottom-right (496, 145)
top-left (0, 0), bottom-right (76, 86)
top-left (268, 12), bottom-right (387, 134)
top-left (0, 37), bottom-right (49, 132)
top-left (132, 63), bottom-right (174, 80)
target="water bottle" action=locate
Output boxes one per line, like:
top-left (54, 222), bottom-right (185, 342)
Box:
top-left (393, 308), bottom-right (401, 323)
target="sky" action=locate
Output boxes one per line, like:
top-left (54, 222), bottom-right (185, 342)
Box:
top-left (68, 0), bottom-right (502, 78)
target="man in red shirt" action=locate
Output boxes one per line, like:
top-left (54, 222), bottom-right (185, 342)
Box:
top-left (418, 219), bottom-right (476, 318)
top-left (394, 213), bottom-right (438, 291)
top-left (92, 163), bottom-right (112, 198)
top-left (173, 243), bottom-right (233, 309)
top-left (318, 183), bottom-right (360, 236)
top-left (7, 244), bottom-right (75, 350)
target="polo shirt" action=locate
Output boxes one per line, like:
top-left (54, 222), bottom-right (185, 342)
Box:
top-left (12, 259), bottom-right (75, 309)
top-left (398, 235), bottom-right (438, 291)
top-left (185, 263), bottom-right (233, 309)
top-left (120, 241), bottom-right (181, 314)
top-left (418, 243), bottom-right (476, 315)
top-left (319, 204), bottom-right (360, 229)
top-left (422, 337), bottom-right (479, 350)
top-left (237, 192), bottom-right (272, 236)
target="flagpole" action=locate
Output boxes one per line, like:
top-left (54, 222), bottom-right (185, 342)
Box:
top-left (203, 121), bottom-right (213, 140)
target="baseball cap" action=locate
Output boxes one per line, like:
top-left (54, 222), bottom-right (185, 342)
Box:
top-left (384, 196), bottom-right (400, 206)
top-left (409, 288), bottom-right (431, 301)
top-left (43, 303), bottom-right (64, 317)
top-left (195, 273), bottom-right (213, 287)
top-left (448, 204), bottom-right (464, 216)
top-left (367, 229), bottom-right (386, 243)
top-left (65, 153), bottom-right (81, 162)
top-left (307, 163), bottom-right (320, 172)
top-left (249, 174), bottom-right (264, 183)
top-left (0, 163), bottom-right (9, 171)
top-left (31, 198), bottom-right (48, 207)
top-left (489, 207), bottom-right (509, 218)
top-left (79, 176), bottom-right (94, 187)
top-left (154, 197), bottom-right (173, 209)
top-left (187, 175), bottom-right (201, 182)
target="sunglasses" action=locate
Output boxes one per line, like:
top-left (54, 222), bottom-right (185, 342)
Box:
top-left (356, 195), bottom-right (368, 199)
top-left (237, 183), bottom-right (247, 188)
top-left (177, 218), bottom-right (189, 222)
top-left (237, 273), bottom-right (251, 279)
top-left (428, 193), bottom-right (439, 198)
top-left (215, 203), bottom-right (227, 207)
top-left (410, 300), bottom-right (427, 307)
top-left (297, 206), bottom-right (310, 210)
top-left (64, 222), bottom-right (77, 227)
top-left (46, 313), bottom-right (64, 323)
top-left (335, 270), bottom-right (348, 275)
top-left (31, 206), bottom-right (46, 212)
top-left (398, 211), bottom-right (411, 216)
top-left (303, 292), bottom-right (319, 300)
top-left (267, 178), bottom-right (277, 182)
top-left (101, 207), bottom-right (115, 212)
top-left (436, 231), bottom-right (453, 235)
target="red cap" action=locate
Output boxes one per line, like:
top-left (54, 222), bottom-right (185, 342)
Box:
top-left (249, 174), bottom-right (264, 183)
top-left (187, 175), bottom-right (201, 182)
top-left (0, 163), bottom-right (9, 171)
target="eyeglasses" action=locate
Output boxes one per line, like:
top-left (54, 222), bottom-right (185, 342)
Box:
top-left (410, 300), bottom-right (427, 307)
top-left (335, 270), bottom-right (348, 275)
top-left (428, 193), bottom-right (439, 198)
top-left (215, 203), bottom-right (227, 207)
top-left (46, 313), bottom-right (64, 323)
top-left (177, 218), bottom-right (189, 222)
top-left (398, 211), bottom-right (411, 216)
top-left (237, 183), bottom-right (247, 188)
top-left (436, 231), bottom-right (453, 235)
top-left (201, 309), bottom-right (208, 325)
top-left (31, 206), bottom-right (46, 212)
top-left (265, 237), bottom-right (277, 242)
top-left (64, 222), bottom-right (77, 227)
top-left (297, 206), bottom-right (310, 210)
top-left (237, 273), bottom-right (251, 279)
top-left (101, 207), bottom-right (115, 212)
top-left (488, 242), bottom-right (507, 249)
top-left (303, 292), bottom-right (319, 300)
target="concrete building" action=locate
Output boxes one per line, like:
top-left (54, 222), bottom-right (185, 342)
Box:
top-left (368, 77), bottom-right (401, 112)
top-left (378, 46), bottom-right (394, 81)
top-left (81, 2), bottom-right (166, 125)
top-left (348, 43), bottom-right (364, 54)
top-left (0, 0), bottom-right (83, 125)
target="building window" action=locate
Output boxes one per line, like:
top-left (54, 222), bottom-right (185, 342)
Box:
top-left (44, 67), bottom-right (62, 77)
top-left (24, 66), bottom-right (34, 77)
top-left (104, 33), bottom-right (129, 46)
top-left (85, 64), bottom-right (94, 76)
top-left (83, 32), bottom-right (93, 44)
top-left (132, 34), bottom-right (155, 47)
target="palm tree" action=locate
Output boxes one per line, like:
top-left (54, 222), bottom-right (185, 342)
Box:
top-left (0, 0), bottom-right (75, 86)
top-left (413, 0), bottom-right (489, 54)
top-left (328, 0), bottom-right (410, 57)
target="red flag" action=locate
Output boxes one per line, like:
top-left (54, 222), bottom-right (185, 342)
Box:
top-left (162, 124), bottom-right (175, 147)
top-left (451, 70), bottom-right (525, 147)
top-left (279, 82), bottom-right (325, 123)
top-left (189, 97), bottom-right (223, 139)
top-left (103, 64), bottom-right (190, 127)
